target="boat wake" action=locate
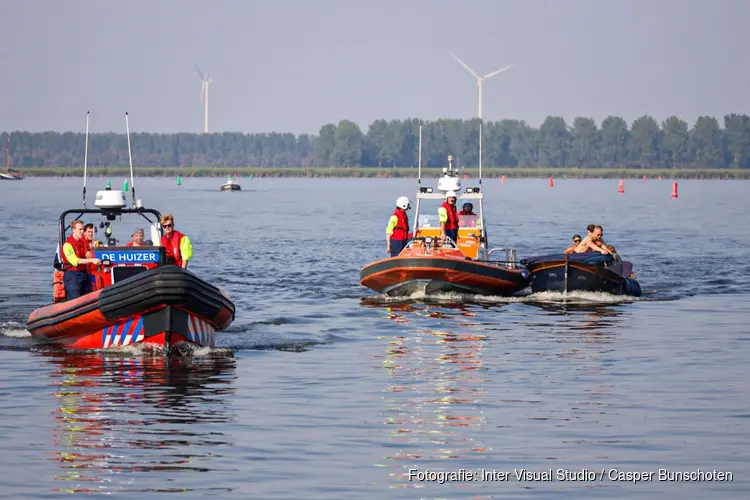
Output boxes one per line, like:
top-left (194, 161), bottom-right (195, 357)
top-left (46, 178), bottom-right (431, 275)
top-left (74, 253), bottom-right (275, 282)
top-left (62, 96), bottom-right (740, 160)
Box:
top-left (0, 320), bottom-right (329, 353)
top-left (361, 288), bottom-right (660, 307)
top-left (0, 321), bottom-right (30, 338)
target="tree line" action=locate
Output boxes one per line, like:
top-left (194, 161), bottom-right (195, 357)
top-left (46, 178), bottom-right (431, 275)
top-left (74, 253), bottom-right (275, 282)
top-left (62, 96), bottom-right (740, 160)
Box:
top-left (2, 113), bottom-right (749, 169)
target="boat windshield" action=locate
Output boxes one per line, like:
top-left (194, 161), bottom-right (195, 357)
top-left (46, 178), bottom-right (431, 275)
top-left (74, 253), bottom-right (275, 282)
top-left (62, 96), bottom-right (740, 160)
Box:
top-left (418, 215), bottom-right (441, 228)
top-left (418, 214), bottom-right (481, 229)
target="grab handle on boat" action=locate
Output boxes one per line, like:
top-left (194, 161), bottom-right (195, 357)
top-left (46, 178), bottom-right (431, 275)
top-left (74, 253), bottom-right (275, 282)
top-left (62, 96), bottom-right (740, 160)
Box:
top-left (487, 247), bottom-right (517, 268)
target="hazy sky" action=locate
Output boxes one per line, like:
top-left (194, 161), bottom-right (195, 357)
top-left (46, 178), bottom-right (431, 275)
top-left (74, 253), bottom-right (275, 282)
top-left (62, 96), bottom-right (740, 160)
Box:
top-left (1, 0), bottom-right (748, 135)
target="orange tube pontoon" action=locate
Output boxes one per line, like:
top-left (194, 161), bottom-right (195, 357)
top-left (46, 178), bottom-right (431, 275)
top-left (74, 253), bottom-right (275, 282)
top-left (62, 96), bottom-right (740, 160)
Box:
top-left (28, 266), bottom-right (235, 350)
top-left (361, 237), bottom-right (528, 296)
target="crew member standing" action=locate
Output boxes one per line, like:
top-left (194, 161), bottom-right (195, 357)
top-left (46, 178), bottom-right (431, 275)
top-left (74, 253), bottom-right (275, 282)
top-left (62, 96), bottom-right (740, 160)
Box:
top-left (61, 220), bottom-right (101, 299)
top-left (438, 190), bottom-right (459, 243)
top-left (386, 196), bottom-right (411, 257)
top-left (160, 214), bottom-right (193, 269)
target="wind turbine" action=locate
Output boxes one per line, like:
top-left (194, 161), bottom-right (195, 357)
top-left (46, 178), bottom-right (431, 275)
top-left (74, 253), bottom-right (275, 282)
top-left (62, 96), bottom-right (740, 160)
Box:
top-left (449, 52), bottom-right (514, 181)
top-left (196, 65), bottom-right (212, 133)
top-left (449, 52), bottom-right (514, 120)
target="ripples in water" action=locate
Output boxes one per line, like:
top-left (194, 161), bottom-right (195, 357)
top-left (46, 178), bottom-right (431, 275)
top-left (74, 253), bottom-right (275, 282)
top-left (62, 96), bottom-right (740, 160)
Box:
top-left (1, 179), bottom-right (749, 498)
top-left (32, 350), bottom-right (239, 494)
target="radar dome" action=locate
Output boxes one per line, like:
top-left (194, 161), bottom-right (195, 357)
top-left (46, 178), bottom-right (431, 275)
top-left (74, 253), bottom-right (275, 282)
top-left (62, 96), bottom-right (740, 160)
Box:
top-left (95, 190), bottom-right (127, 209)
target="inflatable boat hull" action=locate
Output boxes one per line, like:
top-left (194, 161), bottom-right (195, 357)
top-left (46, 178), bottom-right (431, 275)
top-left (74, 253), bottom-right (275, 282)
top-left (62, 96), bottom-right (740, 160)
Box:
top-left (360, 256), bottom-right (529, 297)
top-left (27, 266), bottom-right (235, 350)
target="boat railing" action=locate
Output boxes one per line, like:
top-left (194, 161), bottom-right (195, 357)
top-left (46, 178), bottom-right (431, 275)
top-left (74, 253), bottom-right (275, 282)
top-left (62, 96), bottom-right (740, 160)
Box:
top-left (486, 247), bottom-right (519, 268)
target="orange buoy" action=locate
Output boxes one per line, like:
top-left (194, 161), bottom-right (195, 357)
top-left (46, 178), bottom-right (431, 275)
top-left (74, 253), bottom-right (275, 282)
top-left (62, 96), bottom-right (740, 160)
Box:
top-left (642, 175), bottom-right (647, 181)
top-left (549, 176), bottom-right (554, 188)
top-left (618, 179), bottom-right (624, 194)
top-left (658, 176), bottom-right (662, 181)
top-left (671, 181), bottom-right (678, 199)
top-left (501, 175), bottom-right (506, 184)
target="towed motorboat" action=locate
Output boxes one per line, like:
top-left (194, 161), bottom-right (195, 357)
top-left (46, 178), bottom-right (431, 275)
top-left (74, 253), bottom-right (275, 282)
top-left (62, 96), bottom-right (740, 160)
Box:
top-left (360, 152), bottom-right (529, 297)
top-left (221, 176), bottom-right (241, 191)
top-left (521, 252), bottom-right (642, 297)
top-left (26, 112), bottom-right (235, 351)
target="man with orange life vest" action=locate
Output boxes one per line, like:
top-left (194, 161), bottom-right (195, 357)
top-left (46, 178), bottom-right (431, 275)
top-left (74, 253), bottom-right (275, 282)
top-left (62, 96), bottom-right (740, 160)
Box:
top-left (438, 190), bottom-right (459, 243)
top-left (160, 213), bottom-right (193, 269)
top-left (386, 196), bottom-right (412, 257)
top-left (61, 220), bottom-right (101, 300)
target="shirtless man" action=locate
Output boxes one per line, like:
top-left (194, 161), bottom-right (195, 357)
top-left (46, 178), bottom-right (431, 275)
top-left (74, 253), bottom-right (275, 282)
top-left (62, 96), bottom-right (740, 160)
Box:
top-left (574, 225), bottom-right (610, 254)
top-left (581, 224), bottom-right (606, 247)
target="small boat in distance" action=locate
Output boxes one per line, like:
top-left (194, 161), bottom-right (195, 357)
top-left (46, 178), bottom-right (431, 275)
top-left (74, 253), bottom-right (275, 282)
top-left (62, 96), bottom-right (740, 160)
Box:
top-left (0, 168), bottom-right (23, 181)
top-left (26, 112), bottom-right (235, 352)
top-left (521, 252), bottom-right (642, 297)
top-left (360, 125), bottom-right (529, 297)
top-left (0, 136), bottom-right (23, 180)
top-left (221, 175), bottom-right (241, 191)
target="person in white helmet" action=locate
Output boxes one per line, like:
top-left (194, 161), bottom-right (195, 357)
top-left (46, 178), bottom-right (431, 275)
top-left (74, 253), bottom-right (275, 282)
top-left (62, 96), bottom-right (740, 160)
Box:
top-left (386, 196), bottom-right (412, 257)
top-left (438, 190), bottom-right (459, 243)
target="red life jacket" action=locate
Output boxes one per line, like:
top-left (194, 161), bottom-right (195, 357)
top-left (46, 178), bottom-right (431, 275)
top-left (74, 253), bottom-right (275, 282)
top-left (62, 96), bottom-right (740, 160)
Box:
top-left (161, 230), bottom-right (185, 267)
top-left (391, 208), bottom-right (409, 240)
top-left (441, 202), bottom-right (459, 230)
top-left (62, 235), bottom-right (88, 272)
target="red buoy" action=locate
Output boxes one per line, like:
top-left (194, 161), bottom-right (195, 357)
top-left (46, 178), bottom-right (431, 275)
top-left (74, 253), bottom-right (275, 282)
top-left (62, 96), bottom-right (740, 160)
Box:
top-left (671, 181), bottom-right (678, 199)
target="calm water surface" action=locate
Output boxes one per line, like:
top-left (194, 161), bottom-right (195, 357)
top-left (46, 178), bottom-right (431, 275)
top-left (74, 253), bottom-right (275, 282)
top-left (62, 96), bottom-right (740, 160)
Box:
top-left (1, 177), bottom-right (749, 498)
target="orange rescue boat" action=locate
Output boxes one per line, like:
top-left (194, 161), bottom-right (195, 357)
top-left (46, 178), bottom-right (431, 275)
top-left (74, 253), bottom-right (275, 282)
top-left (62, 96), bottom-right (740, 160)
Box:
top-left (360, 154), bottom-right (529, 297)
top-left (26, 113), bottom-right (234, 351)
top-left (27, 194), bottom-right (235, 351)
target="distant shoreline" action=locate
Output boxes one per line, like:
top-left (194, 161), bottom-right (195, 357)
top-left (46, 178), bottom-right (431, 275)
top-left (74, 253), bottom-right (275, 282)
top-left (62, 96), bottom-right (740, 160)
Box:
top-left (12, 166), bottom-right (750, 179)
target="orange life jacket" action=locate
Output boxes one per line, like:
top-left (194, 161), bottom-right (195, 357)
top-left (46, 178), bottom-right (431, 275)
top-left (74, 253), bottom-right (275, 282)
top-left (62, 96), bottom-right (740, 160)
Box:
top-left (52, 270), bottom-right (66, 302)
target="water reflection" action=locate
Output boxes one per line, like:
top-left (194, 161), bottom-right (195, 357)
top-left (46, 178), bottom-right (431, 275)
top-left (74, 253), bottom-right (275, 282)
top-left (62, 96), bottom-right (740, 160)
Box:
top-left (374, 303), bottom-right (489, 489)
top-left (37, 349), bottom-right (237, 494)
top-left (361, 298), bottom-right (479, 325)
top-left (525, 301), bottom-right (625, 338)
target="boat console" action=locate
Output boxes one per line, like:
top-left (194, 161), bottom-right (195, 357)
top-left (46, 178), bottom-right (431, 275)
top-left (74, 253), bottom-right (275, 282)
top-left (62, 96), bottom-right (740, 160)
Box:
top-left (52, 191), bottom-right (168, 299)
top-left (93, 245), bottom-right (167, 285)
